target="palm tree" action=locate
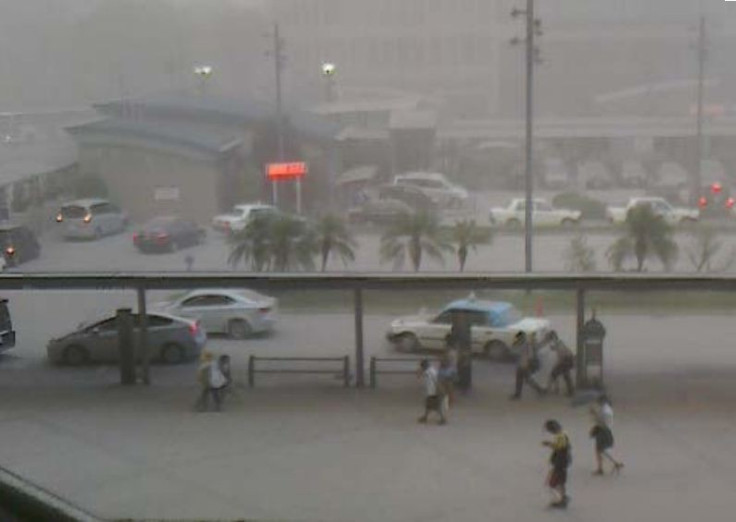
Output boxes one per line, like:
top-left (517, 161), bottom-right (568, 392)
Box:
top-left (605, 204), bottom-right (678, 272)
top-left (449, 219), bottom-right (491, 272)
top-left (315, 214), bottom-right (358, 271)
top-left (227, 213), bottom-right (273, 271)
top-left (380, 211), bottom-right (452, 271)
top-left (269, 215), bottom-right (317, 272)
top-left (563, 233), bottom-right (596, 273)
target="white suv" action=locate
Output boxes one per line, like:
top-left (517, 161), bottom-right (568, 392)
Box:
top-left (56, 199), bottom-right (128, 240)
top-left (393, 172), bottom-right (468, 208)
top-left (211, 203), bottom-right (279, 234)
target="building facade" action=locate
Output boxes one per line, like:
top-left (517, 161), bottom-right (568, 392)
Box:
top-left (270, 0), bottom-right (736, 119)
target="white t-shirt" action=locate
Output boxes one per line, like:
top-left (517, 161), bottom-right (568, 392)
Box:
top-left (423, 366), bottom-right (439, 397)
top-left (600, 403), bottom-right (614, 429)
top-left (209, 363), bottom-right (227, 389)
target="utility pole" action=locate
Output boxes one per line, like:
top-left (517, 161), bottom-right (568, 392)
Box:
top-left (272, 23), bottom-right (286, 207)
top-left (693, 15), bottom-right (707, 203)
top-left (511, 0), bottom-right (541, 273)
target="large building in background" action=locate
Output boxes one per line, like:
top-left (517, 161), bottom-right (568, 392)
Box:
top-left (270, 0), bottom-right (736, 119)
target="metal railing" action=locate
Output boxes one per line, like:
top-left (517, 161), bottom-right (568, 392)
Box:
top-left (2, 272), bottom-right (736, 389)
top-left (369, 356), bottom-right (442, 389)
top-left (248, 355), bottom-right (351, 388)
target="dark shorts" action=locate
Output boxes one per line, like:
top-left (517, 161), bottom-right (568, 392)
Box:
top-left (425, 395), bottom-right (441, 411)
top-left (548, 467), bottom-right (567, 488)
top-left (590, 425), bottom-right (614, 452)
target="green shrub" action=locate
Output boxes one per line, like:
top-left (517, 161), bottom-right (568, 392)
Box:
top-left (552, 191), bottom-right (607, 220)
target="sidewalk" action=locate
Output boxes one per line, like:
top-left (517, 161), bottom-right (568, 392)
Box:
top-left (2, 373), bottom-right (736, 522)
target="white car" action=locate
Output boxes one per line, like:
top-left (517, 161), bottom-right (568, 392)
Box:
top-left (56, 199), bottom-right (129, 240)
top-left (386, 298), bottom-right (551, 361)
top-left (153, 288), bottom-right (278, 339)
top-left (489, 198), bottom-right (581, 228)
top-left (606, 197), bottom-right (699, 225)
top-left (211, 203), bottom-right (278, 234)
top-left (393, 172), bottom-right (468, 208)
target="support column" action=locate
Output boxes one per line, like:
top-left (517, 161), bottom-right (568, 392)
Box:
top-left (117, 308), bottom-right (135, 386)
top-left (575, 287), bottom-right (586, 388)
top-left (137, 285), bottom-right (150, 385)
top-left (354, 287), bottom-right (365, 388)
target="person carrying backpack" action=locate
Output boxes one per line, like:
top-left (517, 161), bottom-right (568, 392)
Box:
top-left (542, 419), bottom-right (572, 509)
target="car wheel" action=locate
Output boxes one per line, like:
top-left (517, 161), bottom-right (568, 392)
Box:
top-left (484, 340), bottom-right (510, 362)
top-left (395, 333), bottom-right (419, 353)
top-left (63, 345), bottom-right (90, 366)
top-left (161, 343), bottom-right (185, 364)
top-left (228, 319), bottom-right (252, 339)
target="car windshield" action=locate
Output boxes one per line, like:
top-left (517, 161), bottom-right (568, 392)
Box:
top-left (492, 307), bottom-right (522, 327)
top-left (60, 206), bottom-right (87, 218)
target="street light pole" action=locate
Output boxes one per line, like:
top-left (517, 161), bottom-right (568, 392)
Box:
top-left (272, 23), bottom-right (286, 207)
top-left (693, 15), bottom-right (706, 203)
top-left (523, 0), bottom-right (535, 274)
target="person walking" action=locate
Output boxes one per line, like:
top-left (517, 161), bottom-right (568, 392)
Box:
top-left (417, 359), bottom-right (446, 425)
top-left (546, 331), bottom-right (575, 397)
top-left (509, 332), bottom-right (545, 400)
top-left (438, 350), bottom-right (457, 411)
top-left (195, 351), bottom-right (228, 412)
top-left (590, 394), bottom-right (624, 475)
top-left (542, 419), bottom-right (572, 509)
top-left (449, 311), bottom-right (473, 392)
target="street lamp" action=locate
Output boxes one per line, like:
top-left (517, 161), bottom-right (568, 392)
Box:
top-left (321, 62), bottom-right (337, 103)
top-left (193, 65), bottom-right (214, 97)
top-left (510, 0), bottom-right (542, 274)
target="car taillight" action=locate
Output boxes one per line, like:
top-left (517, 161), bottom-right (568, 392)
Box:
top-left (727, 198), bottom-right (735, 209)
top-left (132, 232), bottom-right (139, 243)
top-left (83, 214), bottom-right (92, 224)
top-left (189, 321), bottom-right (200, 336)
top-left (258, 307), bottom-right (271, 314)
top-left (5, 246), bottom-right (15, 256)
top-left (698, 196), bottom-right (708, 208)
top-left (56, 213), bottom-right (63, 223)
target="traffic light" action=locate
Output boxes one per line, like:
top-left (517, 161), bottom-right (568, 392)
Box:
top-left (711, 182), bottom-right (722, 195)
top-left (698, 196), bottom-right (708, 208)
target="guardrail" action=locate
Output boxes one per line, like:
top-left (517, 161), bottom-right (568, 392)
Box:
top-left (369, 356), bottom-right (441, 389)
top-left (248, 355), bottom-right (351, 388)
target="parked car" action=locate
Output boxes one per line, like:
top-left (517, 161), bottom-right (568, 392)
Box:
top-left (386, 298), bottom-right (551, 361)
top-left (211, 203), bottom-right (279, 234)
top-left (0, 298), bottom-right (16, 353)
top-left (348, 199), bottom-right (415, 226)
top-left (133, 216), bottom-right (206, 253)
top-left (606, 197), bottom-right (699, 225)
top-left (489, 198), bottom-right (581, 228)
top-left (56, 199), bottom-right (128, 240)
top-left (152, 288), bottom-right (278, 339)
top-left (0, 224), bottom-right (40, 268)
top-left (393, 172), bottom-right (468, 208)
top-left (47, 312), bottom-right (205, 365)
top-left (377, 183), bottom-right (438, 214)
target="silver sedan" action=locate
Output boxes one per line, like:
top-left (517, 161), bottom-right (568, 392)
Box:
top-left (47, 312), bottom-right (207, 365)
top-left (153, 288), bottom-right (278, 339)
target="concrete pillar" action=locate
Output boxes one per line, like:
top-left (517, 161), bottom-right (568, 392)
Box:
top-left (575, 288), bottom-right (586, 388)
top-left (137, 286), bottom-right (150, 385)
top-left (117, 308), bottom-right (136, 386)
top-left (354, 287), bottom-right (365, 388)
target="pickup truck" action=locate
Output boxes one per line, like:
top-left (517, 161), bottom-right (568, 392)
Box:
top-left (606, 197), bottom-right (699, 225)
top-left (488, 198), bottom-right (581, 228)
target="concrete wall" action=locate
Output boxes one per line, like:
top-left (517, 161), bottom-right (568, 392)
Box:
top-left (79, 145), bottom-right (221, 226)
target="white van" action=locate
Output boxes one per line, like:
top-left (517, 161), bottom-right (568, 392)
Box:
top-left (56, 199), bottom-right (128, 240)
